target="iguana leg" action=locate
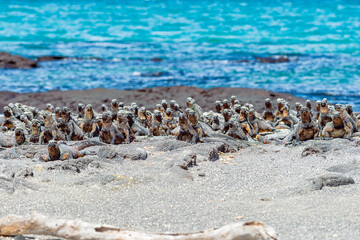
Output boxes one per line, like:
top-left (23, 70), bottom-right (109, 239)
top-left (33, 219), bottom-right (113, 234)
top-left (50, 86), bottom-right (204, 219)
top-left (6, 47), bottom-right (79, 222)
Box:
top-left (62, 153), bottom-right (70, 161)
top-left (40, 154), bottom-right (49, 162)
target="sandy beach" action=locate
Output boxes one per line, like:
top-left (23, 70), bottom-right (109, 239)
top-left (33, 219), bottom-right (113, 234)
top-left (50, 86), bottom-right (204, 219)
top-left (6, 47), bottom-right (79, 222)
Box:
top-left (0, 136), bottom-right (359, 239)
top-left (0, 87), bottom-right (359, 239)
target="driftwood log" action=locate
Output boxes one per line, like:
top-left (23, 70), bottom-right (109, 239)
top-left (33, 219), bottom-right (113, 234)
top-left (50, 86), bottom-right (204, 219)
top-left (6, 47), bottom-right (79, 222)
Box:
top-left (0, 213), bottom-right (277, 240)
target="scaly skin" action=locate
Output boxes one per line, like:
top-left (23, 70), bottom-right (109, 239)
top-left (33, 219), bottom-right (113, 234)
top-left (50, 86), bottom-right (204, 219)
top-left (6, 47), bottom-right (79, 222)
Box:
top-left (14, 128), bottom-right (26, 146)
top-left (136, 107), bottom-right (150, 129)
top-left (80, 104), bottom-right (99, 138)
top-left (284, 107), bottom-right (319, 144)
top-left (318, 99), bottom-right (332, 134)
top-left (295, 102), bottom-right (302, 119)
top-left (186, 97), bottom-right (203, 119)
top-left (77, 103), bottom-right (85, 119)
top-left (335, 104), bottom-right (357, 135)
top-left (40, 113), bottom-right (60, 144)
top-left (111, 99), bottom-right (119, 121)
top-left (60, 107), bottom-right (84, 141)
top-left (45, 103), bottom-right (54, 113)
top-left (40, 140), bottom-right (105, 161)
top-left (176, 113), bottom-right (200, 144)
top-left (115, 111), bottom-right (135, 144)
top-left (126, 112), bottom-right (150, 137)
top-left (163, 108), bottom-right (178, 135)
top-left (222, 99), bottom-right (231, 112)
top-left (8, 103), bottom-right (23, 119)
top-left (237, 107), bottom-right (255, 136)
top-left (221, 109), bottom-right (232, 134)
top-left (230, 96), bottom-right (237, 107)
top-left (322, 112), bottom-right (351, 139)
top-left (262, 98), bottom-right (275, 122)
top-left (274, 105), bottom-right (295, 129)
top-left (99, 112), bottom-right (125, 144)
top-left (149, 110), bottom-right (168, 136)
top-left (275, 98), bottom-right (286, 119)
top-left (211, 115), bottom-right (221, 131)
top-left (29, 120), bottom-right (41, 143)
top-left (226, 119), bottom-right (248, 140)
top-left (20, 115), bottom-right (31, 130)
top-left (187, 110), bottom-right (205, 137)
top-left (346, 104), bottom-right (360, 129)
top-left (248, 108), bottom-right (275, 135)
top-left (215, 100), bottom-right (222, 113)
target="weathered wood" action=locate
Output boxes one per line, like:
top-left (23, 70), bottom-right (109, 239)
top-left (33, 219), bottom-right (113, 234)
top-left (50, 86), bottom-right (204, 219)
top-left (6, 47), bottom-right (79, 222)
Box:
top-left (0, 213), bottom-right (277, 240)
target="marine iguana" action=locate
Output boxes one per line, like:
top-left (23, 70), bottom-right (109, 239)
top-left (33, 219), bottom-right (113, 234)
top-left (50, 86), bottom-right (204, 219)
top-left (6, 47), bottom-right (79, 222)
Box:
top-left (99, 112), bottom-right (125, 144)
top-left (77, 103), bottom-right (85, 119)
top-left (225, 119), bottom-right (249, 140)
top-left (149, 110), bottom-right (168, 136)
top-left (40, 140), bottom-right (105, 161)
top-left (14, 128), bottom-right (26, 146)
top-left (322, 112), bottom-right (351, 139)
top-left (29, 119), bottom-right (41, 143)
top-left (262, 98), bottom-right (275, 122)
top-left (318, 98), bottom-right (333, 134)
top-left (283, 107), bottom-right (319, 144)
top-left (110, 99), bottom-right (119, 121)
top-left (115, 111), bottom-right (135, 144)
top-left (60, 107), bottom-right (84, 141)
top-left (163, 108), bottom-right (178, 135)
top-left (248, 108), bottom-right (275, 135)
top-left (80, 104), bottom-right (100, 138)
top-left (187, 110), bottom-right (205, 137)
top-left (176, 113), bottom-right (200, 144)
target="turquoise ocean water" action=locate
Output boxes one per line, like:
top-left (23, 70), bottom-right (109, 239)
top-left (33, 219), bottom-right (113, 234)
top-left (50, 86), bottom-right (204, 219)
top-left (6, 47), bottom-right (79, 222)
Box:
top-left (1, 0), bottom-right (360, 107)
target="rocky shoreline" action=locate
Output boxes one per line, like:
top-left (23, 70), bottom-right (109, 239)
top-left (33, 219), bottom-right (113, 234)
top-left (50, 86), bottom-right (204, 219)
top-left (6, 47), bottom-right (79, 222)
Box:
top-left (0, 86), bottom-right (360, 239)
top-left (0, 51), bottom-right (292, 70)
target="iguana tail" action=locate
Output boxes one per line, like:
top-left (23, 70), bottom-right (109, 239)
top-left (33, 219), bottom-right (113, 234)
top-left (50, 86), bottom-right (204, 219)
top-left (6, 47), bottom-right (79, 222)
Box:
top-left (75, 140), bottom-right (106, 151)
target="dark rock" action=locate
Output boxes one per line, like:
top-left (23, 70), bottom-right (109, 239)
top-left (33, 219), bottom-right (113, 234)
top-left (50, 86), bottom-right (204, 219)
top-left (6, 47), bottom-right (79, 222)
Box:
top-left (170, 142), bottom-right (224, 162)
top-left (168, 154), bottom-right (196, 170)
top-left (37, 56), bottom-right (68, 62)
top-left (0, 52), bottom-right (38, 69)
top-left (321, 173), bottom-right (355, 187)
top-left (150, 57), bottom-right (162, 62)
top-left (307, 173), bottom-right (355, 190)
top-left (232, 59), bottom-right (250, 63)
top-left (134, 71), bottom-right (170, 77)
top-left (98, 146), bottom-right (147, 160)
top-left (256, 55), bottom-right (290, 64)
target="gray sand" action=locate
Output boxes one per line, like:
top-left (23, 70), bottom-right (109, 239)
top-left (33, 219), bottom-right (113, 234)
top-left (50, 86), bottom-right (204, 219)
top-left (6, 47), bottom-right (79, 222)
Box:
top-left (1, 137), bottom-right (360, 239)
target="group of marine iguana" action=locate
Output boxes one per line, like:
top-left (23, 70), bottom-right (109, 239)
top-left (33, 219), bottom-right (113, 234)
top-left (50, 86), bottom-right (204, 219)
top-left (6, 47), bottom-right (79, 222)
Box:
top-left (0, 96), bottom-right (359, 161)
